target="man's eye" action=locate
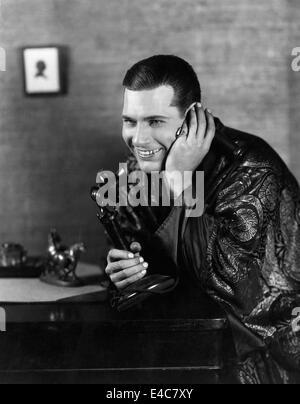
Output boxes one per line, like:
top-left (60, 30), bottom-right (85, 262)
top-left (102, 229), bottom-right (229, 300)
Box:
top-left (149, 120), bottom-right (164, 128)
top-left (123, 120), bottom-right (136, 127)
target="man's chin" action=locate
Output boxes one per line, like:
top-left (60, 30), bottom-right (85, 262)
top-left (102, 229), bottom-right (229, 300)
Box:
top-left (137, 159), bottom-right (163, 173)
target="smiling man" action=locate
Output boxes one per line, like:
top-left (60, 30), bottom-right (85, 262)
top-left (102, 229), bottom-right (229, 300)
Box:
top-left (105, 55), bottom-right (300, 384)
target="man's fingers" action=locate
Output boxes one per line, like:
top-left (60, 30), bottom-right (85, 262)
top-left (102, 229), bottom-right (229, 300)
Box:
top-left (111, 262), bottom-right (148, 283)
top-left (195, 103), bottom-right (207, 142)
top-left (202, 109), bottom-right (216, 151)
top-left (107, 248), bottom-right (135, 263)
top-left (186, 105), bottom-right (198, 143)
top-left (106, 256), bottom-right (145, 275)
top-left (115, 268), bottom-right (148, 290)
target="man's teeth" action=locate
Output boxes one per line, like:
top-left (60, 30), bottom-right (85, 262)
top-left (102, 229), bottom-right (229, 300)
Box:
top-left (137, 148), bottom-right (161, 157)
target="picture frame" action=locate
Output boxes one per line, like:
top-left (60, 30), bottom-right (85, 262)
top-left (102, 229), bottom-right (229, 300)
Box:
top-left (22, 46), bottom-right (68, 96)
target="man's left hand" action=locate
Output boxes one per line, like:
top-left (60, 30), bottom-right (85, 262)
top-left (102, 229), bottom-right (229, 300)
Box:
top-left (164, 103), bottom-right (215, 198)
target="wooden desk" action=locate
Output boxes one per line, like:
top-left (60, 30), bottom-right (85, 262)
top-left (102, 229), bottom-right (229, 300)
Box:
top-left (0, 262), bottom-right (106, 302)
top-left (0, 283), bottom-right (231, 384)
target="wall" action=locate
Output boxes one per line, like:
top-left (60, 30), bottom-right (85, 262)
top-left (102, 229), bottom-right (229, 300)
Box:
top-left (0, 0), bottom-right (298, 264)
top-left (289, 0), bottom-right (300, 181)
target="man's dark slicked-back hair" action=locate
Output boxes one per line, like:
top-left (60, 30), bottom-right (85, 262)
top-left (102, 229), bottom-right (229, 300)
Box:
top-left (123, 55), bottom-right (201, 116)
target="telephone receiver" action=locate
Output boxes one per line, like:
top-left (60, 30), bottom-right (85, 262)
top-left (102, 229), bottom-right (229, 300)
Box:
top-left (175, 103), bottom-right (243, 160)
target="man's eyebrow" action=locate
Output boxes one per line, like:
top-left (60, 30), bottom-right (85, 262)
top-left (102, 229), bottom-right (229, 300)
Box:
top-left (144, 115), bottom-right (170, 120)
top-left (122, 115), bottom-right (135, 120)
top-left (122, 115), bottom-right (170, 120)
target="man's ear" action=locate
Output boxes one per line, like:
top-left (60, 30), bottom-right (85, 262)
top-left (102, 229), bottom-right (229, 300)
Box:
top-left (181, 102), bottom-right (197, 136)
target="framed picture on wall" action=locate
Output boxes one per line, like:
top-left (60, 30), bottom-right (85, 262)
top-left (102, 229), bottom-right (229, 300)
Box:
top-left (22, 46), bottom-right (67, 96)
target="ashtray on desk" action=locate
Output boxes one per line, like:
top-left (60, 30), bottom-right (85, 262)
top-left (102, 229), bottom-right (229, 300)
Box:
top-left (0, 256), bottom-right (45, 278)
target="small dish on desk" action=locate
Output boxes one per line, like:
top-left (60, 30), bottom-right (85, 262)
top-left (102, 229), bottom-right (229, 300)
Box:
top-left (0, 243), bottom-right (44, 278)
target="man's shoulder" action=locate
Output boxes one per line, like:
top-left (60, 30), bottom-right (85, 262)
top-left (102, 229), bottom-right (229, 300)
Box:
top-left (223, 124), bottom-right (288, 175)
top-left (209, 122), bottom-right (300, 208)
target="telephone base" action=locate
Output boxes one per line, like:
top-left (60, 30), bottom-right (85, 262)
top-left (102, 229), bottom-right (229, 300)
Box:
top-left (111, 274), bottom-right (178, 312)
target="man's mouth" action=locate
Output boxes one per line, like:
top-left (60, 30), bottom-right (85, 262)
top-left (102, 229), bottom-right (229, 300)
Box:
top-left (136, 148), bottom-right (163, 159)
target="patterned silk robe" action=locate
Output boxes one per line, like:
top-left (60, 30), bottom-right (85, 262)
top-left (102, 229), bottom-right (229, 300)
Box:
top-left (118, 118), bottom-right (300, 384)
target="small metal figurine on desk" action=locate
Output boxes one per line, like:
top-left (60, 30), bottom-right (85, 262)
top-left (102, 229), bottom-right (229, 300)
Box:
top-left (40, 229), bottom-right (85, 287)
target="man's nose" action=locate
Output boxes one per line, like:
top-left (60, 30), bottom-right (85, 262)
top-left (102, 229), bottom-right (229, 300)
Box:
top-left (132, 124), bottom-right (151, 147)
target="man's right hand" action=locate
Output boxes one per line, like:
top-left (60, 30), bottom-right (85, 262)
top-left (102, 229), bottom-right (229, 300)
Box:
top-left (105, 242), bottom-right (148, 290)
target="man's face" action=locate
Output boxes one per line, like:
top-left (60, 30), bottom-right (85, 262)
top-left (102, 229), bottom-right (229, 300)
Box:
top-left (122, 85), bottom-right (184, 173)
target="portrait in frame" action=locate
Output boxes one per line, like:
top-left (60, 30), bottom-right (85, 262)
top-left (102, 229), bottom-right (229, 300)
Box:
top-left (22, 46), bottom-right (67, 96)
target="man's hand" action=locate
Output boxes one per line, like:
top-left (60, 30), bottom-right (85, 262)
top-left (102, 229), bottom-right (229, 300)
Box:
top-left (105, 242), bottom-right (148, 290)
top-left (164, 103), bottom-right (215, 198)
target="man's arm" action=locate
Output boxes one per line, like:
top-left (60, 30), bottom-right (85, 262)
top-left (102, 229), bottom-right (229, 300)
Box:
top-left (207, 165), bottom-right (300, 369)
